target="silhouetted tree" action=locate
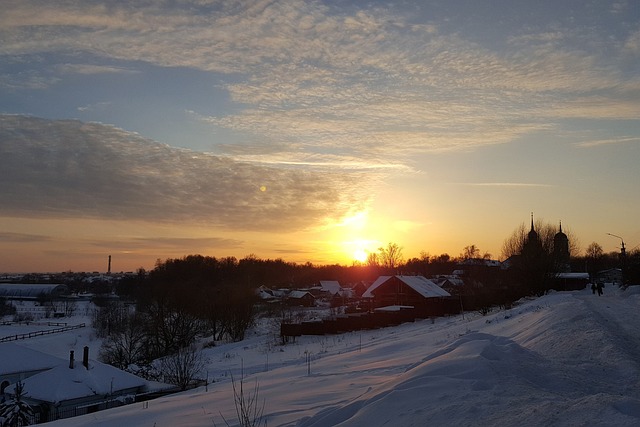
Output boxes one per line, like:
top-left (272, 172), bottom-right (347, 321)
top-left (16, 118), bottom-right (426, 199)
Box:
top-left (460, 245), bottom-right (480, 260)
top-left (99, 312), bottom-right (147, 369)
top-left (377, 242), bottom-right (404, 271)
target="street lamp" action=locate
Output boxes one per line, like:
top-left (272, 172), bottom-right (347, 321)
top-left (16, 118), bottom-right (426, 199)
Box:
top-left (606, 233), bottom-right (626, 257)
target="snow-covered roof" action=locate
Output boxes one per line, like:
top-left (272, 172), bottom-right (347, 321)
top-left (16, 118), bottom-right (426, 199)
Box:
top-left (6, 358), bottom-right (148, 403)
top-left (363, 276), bottom-right (451, 299)
top-left (288, 290), bottom-right (314, 299)
top-left (0, 283), bottom-right (69, 298)
top-left (0, 343), bottom-right (64, 376)
top-left (319, 281), bottom-right (342, 295)
top-left (556, 273), bottom-right (590, 279)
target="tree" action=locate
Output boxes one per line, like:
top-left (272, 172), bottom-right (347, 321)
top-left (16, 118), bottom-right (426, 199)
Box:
top-left (585, 242), bottom-right (604, 279)
top-left (377, 242), bottom-right (404, 270)
top-left (0, 381), bottom-right (34, 427)
top-left (460, 245), bottom-right (480, 260)
top-left (0, 297), bottom-right (16, 317)
top-left (99, 312), bottom-right (148, 369)
top-left (160, 346), bottom-right (206, 391)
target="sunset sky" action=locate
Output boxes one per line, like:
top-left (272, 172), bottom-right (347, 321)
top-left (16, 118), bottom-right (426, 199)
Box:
top-left (1, 0), bottom-right (639, 273)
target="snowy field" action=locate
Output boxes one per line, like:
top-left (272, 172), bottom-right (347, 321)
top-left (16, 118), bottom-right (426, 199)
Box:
top-left (3, 287), bottom-right (640, 426)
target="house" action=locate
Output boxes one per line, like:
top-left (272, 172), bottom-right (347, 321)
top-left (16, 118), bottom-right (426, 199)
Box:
top-left (432, 275), bottom-right (465, 295)
top-left (3, 347), bottom-right (155, 423)
top-left (0, 343), bottom-right (64, 394)
top-left (286, 290), bottom-right (315, 307)
top-left (256, 285), bottom-right (277, 301)
top-left (319, 281), bottom-right (342, 296)
top-left (350, 281), bottom-right (369, 298)
top-left (362, 275), bottom-right (455, 316)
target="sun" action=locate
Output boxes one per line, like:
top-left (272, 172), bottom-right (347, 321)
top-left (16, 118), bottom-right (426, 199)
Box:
top-left (353, 248), bottom-right (368, 263)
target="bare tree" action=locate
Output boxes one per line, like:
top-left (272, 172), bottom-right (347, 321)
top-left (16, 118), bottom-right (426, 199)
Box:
top-left (366, 252), bottom-right (379, 268)
top-left (585, 242), bottom-right (605, 278)
top-left (99, 313), bottom-right (147, 369)
top-left (160, 346), bottom-right (206, 391)
top-left (586, 242), bottom-right (604, 259)
top-left (460, 245), bottom-right (480, 260)
top-left (378, 242), bottom-right (404, 270)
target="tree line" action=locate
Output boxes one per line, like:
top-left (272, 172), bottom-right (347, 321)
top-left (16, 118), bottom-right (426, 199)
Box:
top-left (90, 221), bottom-right (636, 387)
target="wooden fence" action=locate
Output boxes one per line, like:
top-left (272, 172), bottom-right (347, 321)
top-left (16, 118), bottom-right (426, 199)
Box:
top-left (0, 323), bottom-right (86, 343)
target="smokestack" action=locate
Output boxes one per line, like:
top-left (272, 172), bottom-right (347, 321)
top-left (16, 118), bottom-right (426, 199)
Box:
top-left (108, 255), bottom-right (112, 274)
top-left (69, 350), bottom-right (74, 369)
top-left (83, 346), bottom-right (89, 369)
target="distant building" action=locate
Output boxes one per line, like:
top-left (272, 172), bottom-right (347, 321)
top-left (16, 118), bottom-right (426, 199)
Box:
top-left (362, 275), bottom-right (452, 312)
top-left (0, 284), bottom-right (69, 301)
top-left (286, 290), bottom-right (315, 307)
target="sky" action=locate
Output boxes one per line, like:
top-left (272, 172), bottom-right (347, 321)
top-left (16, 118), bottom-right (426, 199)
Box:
top-left (1, 0), bottom-right (639, 273)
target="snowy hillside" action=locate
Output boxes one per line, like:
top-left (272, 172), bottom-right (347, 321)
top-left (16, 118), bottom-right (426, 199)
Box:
top-left (6, 287), bottom-right (640, 426)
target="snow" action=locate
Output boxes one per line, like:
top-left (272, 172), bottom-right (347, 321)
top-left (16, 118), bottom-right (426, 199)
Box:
top-left (3, 287), bottom-right (640, 426)
top-left (0, 343), bottom-right (64, 376)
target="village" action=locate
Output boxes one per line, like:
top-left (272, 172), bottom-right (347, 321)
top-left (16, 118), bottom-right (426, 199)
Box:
top-left (1, 242), bottom-right (628, 425)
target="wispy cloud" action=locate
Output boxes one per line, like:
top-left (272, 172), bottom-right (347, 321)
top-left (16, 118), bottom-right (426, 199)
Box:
top-left (458, 182), bottom-right (554, 188)
top-left (1, 0), bottom-right (637, 164)
top-left (0, 231), bottom-right (51, 243)
top-left (0, 115), bottom-right (369, 232)
top-left (88, 236), bottom-right (244, 251)
top-left (574, 137), bottom-right (640, 148)
top-left (56, 63), bottom-right (139, 75)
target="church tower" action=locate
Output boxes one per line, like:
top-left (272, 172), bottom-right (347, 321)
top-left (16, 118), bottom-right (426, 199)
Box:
top-left (553, 221), bottom-right (570, 272)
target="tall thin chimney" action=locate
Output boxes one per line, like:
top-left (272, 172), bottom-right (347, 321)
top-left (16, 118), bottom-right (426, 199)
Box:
top-left (69, 350), bottom-right (74, 369)
top-left (108, 255), bottom-right (112, 274)
top-left (83, 346), bottom-right (89, 370)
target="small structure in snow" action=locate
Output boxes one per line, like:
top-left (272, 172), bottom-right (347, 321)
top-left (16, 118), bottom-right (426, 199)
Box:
top-left (286, 290), bottom-right (315, 307)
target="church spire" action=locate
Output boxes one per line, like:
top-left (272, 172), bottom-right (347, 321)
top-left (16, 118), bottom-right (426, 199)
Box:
top-left (530, 212), bottom-right (535, 232)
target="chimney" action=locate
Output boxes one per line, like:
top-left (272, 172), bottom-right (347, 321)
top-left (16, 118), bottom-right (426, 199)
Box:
top-left (69, 350), bottom-right (74, 369)
top-left (108, 255), bottom-right (112, 274)
top-left (83, 346), bottom-right (89, 369)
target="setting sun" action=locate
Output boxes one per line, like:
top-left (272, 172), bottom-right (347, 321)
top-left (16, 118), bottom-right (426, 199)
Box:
top-left (353, 248), bottom-right (368, 263)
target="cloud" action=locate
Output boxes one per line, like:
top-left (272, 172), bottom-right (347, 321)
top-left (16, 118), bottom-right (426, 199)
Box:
top-left (89, 236), bottom-right (244, 251)
top-left (1, 0), bottom-right (638, 162)
top-left (0, 231), bottom-right (51, 243)
top-left (574, 137), bottom-right (640, 148)
top-left (55, 63), bottom-right (139, 75)
top-left (0, 115), bottom-right (370, 232)
top-left (459, 182), bottom-right (554, 188)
